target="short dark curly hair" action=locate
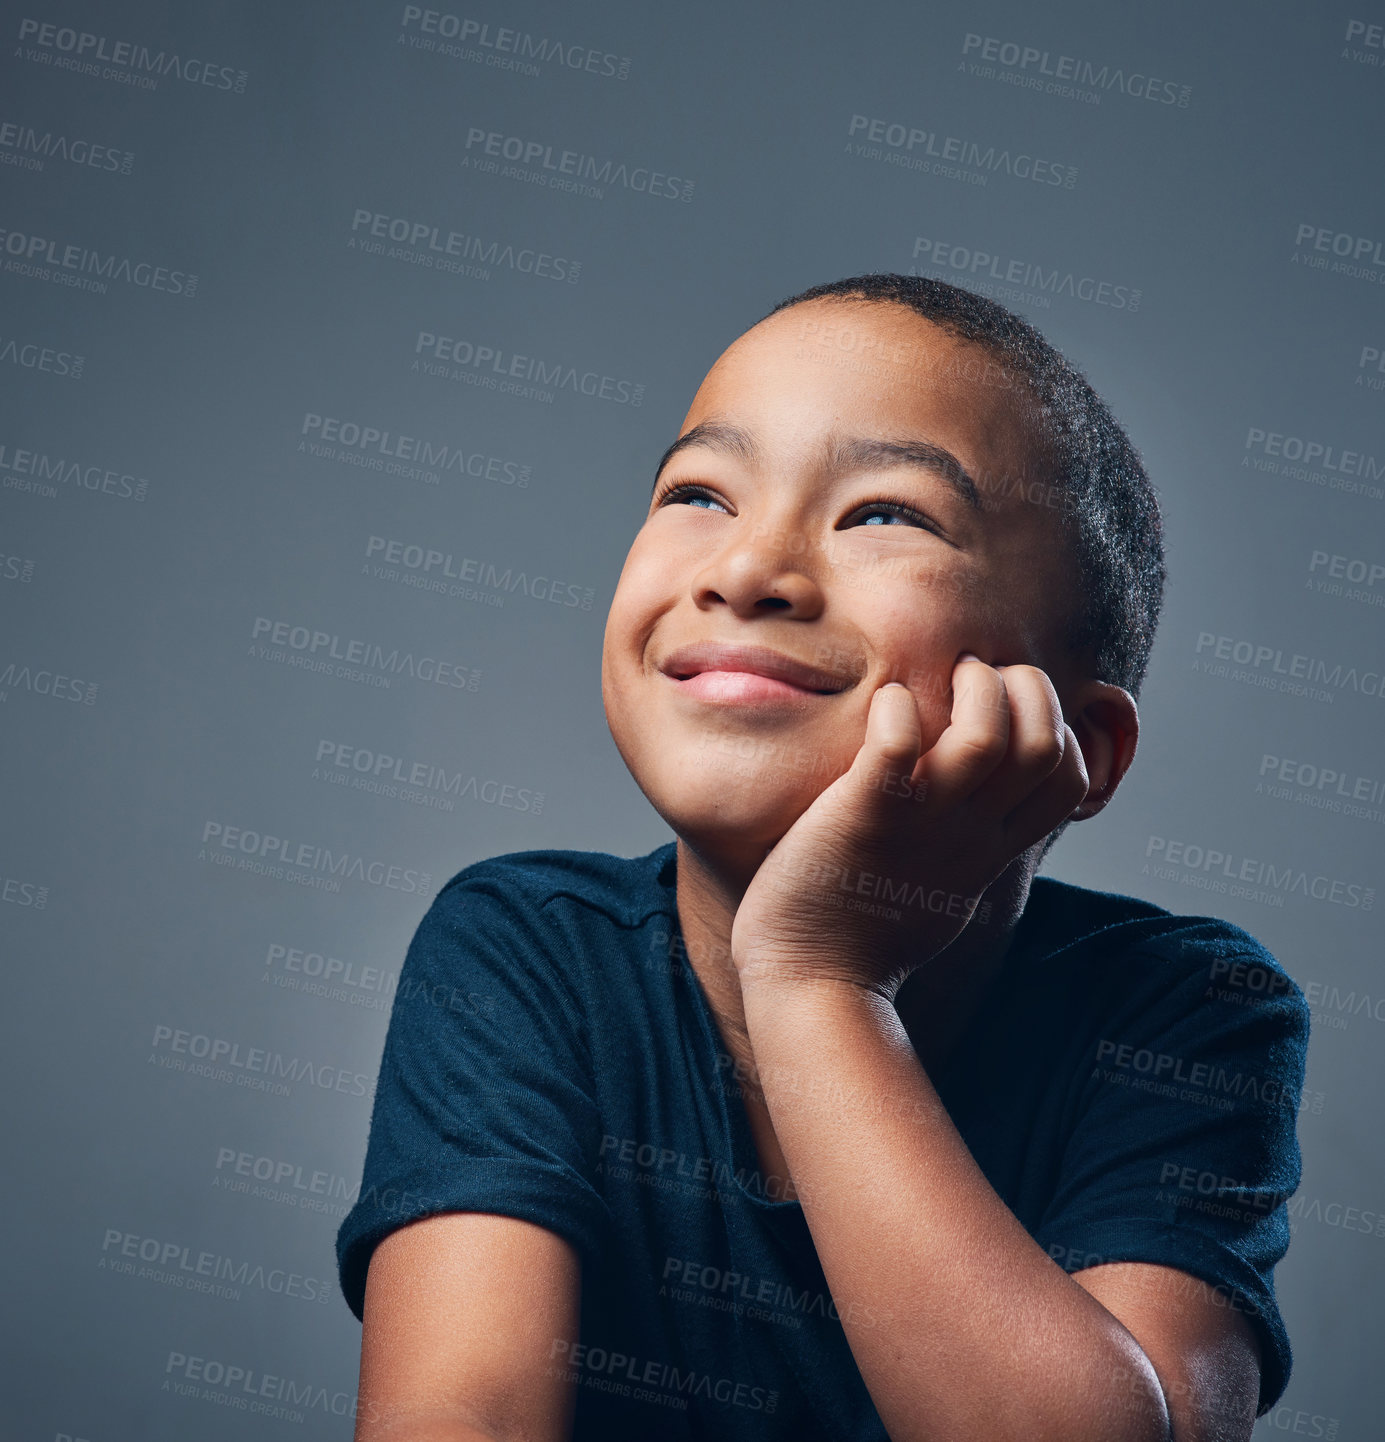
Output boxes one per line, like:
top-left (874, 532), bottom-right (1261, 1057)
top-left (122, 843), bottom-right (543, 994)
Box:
top-left (759, 272), bottom-right (1166, 704)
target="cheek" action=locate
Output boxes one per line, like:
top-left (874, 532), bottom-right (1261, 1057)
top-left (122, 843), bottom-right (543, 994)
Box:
top-left (840, 545), bottom-right (989, 612)
top-left (604, 536), bottom-right (670, 639)
top-left (612, 533), bottom-right (662, 597)
top-left (610, 525), bottom-right (707, 620)
top-left (864, 567), bottom-right (992, 738)
top-left (897, 556), bottom-right (1021, 652)
top-left (921, 557), bottom-right (991, 611)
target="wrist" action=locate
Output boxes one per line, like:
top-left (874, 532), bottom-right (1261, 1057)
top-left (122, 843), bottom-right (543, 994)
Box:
top-left (735, 959), bottom-right (901, 1020)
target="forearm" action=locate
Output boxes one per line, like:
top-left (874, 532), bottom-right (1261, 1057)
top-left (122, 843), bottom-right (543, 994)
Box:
top-left (357, 1414), bottom-right (503, 1442)
top-left (738, 976), bottom-right (1171, 1442)
top-left (358, 1407), bottom-right (552, 1442)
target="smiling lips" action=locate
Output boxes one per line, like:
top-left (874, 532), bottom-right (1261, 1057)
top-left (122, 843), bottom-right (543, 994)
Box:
top-left (658, 642), bottom-right (858, 702)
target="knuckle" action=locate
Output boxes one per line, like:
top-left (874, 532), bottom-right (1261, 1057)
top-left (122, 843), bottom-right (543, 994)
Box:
top-left (1007, 664), bottom-right (1061, 710)
top-left (957, 730), bottom-right (1008, 767)
top-left (1014, 722), bottom-right (1066, 772)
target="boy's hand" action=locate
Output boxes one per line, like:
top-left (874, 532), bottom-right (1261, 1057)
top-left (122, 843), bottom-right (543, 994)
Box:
top-left (729, 654), bottom-right (1089, 999)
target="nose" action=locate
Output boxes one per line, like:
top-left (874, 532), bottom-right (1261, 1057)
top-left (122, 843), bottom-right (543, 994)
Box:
top-left (688, 525), bottom-right (825, 619)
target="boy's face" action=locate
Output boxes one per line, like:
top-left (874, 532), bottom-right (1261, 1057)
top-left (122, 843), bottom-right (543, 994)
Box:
top-left (602, 298), bottom-right (1085, 870)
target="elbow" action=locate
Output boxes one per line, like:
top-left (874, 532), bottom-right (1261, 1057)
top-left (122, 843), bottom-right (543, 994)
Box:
top-left (1028, 1338), bottom-right (1172, 1442)
top-left (1098, 1348), bottom-right (1174, 1442)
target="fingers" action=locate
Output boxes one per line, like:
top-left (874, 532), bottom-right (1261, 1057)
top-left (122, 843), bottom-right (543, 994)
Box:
top-left (855, 682), bottom-right (923, 793)
top-left (1003, 723), bottom-right (1090, 852)
top-left (874, 659), bottom-right (1087, 850)
top-left (970, 664), bottom-right (1069, 818)
top-left (913, 654), bottom-right (1010, 812)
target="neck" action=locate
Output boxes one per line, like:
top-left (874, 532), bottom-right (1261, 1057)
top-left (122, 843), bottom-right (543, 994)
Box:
top-left (672, 838), bottom-right (1040, 1083)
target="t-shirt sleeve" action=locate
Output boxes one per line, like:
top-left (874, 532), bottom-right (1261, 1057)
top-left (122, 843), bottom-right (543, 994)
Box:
top-left (1033, 940), bottom-right (1310, 1418)
top-left (335, 866), bottom-right (613, 1321)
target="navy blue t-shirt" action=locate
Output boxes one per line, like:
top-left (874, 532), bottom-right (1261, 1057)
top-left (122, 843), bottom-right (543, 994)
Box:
top-left (336, 841), bottom-right (1310, 1438)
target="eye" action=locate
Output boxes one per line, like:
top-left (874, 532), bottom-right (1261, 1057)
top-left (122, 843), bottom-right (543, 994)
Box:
top-left (651, 480), bottom-right (729, 512)
top-left (650, 480), bottom-right (943, 534)
top-left (843, 494), bottom-right (941, 532)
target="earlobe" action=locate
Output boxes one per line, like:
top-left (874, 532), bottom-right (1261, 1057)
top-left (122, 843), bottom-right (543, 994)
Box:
top-left (1067, 684), bottom-right (1139, 820)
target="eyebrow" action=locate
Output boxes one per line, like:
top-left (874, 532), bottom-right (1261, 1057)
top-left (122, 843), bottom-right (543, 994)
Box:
top-left (653, 420), bottom-right (761, 491)
top-left (651, 418), bottom-right (982, 512)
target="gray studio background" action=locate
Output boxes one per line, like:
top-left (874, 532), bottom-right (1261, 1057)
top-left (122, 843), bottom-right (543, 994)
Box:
top-left (2, 0), bottom-right (1382, 1436)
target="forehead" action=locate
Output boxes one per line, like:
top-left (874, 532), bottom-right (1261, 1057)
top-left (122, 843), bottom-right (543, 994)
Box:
top-left (681, 298), bottom-right (1042, 500)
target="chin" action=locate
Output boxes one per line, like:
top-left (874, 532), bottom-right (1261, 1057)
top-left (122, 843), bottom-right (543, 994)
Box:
top-left (669, 820), bottom-right (788, 879)
top-left (645, 769), bottom-right (820, 856)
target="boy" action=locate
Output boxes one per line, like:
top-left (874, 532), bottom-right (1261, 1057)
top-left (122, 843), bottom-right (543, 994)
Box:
top-left (336, 274), bottom-right (1309, 1441)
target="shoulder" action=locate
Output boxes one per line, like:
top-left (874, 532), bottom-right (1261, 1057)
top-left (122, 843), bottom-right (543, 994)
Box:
top-left (430, 842), bottom-right (676, 931)
top-left (1025, 875), bottom-right (1306, 1005)
top-left (1021, 877), bottom-right (1311, 1085)
top-left (386, 844), bottom-right (674, 1055)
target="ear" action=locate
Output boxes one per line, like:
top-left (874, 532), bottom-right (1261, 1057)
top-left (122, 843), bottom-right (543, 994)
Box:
top-left (1065, 681), bottom-right (1139, 820)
